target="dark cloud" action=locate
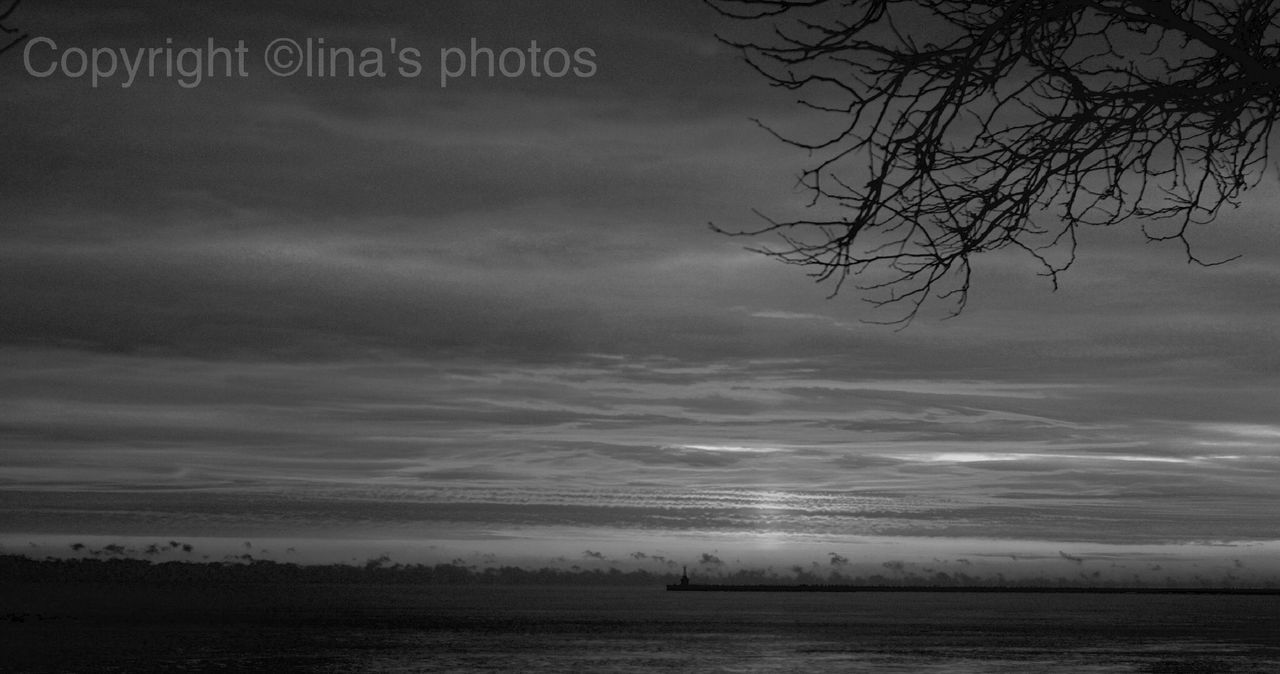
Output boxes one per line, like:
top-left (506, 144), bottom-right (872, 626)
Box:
top-left (2, 0), bottom-right (1277, 572)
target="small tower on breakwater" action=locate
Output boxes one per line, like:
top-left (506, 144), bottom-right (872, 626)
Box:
top-left (680, 566), bottom-right (690, 586)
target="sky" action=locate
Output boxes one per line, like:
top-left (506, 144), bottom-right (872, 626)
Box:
top-left (2, 1), bottom-right (1278, 584)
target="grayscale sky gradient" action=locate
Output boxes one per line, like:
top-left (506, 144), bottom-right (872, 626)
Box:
top-left (2, 0), bottom-right (1278, 581)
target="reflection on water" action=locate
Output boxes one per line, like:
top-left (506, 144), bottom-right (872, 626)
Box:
top-left (6, 584), bottom-right (1280, 672)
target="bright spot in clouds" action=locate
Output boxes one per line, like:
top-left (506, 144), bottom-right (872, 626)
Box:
top-left (1, 0), bottom-right (1278, 583)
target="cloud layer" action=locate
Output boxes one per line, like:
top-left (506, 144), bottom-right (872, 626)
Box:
top-left (2, 1), bottom-right (1278, 572)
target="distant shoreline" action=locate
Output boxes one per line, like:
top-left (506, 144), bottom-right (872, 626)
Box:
top-left (5, 555), bottom-right (1277, 592)
top-left (667, 584), bottom-right (1280, 595)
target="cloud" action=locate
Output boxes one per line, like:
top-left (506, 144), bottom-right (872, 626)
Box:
top-left (3, 0), bottom-right (1279, 570)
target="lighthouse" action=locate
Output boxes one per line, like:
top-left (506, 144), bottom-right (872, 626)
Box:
top-left (679, 566), bottom-right (690, 586)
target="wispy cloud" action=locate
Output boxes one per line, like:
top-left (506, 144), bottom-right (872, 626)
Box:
top-left (2, 0), bottom-right (1278, 572)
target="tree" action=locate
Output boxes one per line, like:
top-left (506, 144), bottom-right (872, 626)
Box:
top-left (708, 0), bottom-right (1279, 322)
top-left (0, 0), bottom-right (26, 57)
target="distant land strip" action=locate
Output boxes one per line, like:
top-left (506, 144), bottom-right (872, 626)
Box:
top-left (667, 584), bottom-right (1280, 595)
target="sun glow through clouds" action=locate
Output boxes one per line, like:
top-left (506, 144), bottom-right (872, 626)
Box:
top-left (908, 452), bottom-right (1194, 464)
top-left (2, 0), bottom-right (1279, 588)
top-left (674, 444), bottom-right (785, 453)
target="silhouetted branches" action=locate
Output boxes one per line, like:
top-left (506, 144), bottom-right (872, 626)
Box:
top-left (0, 0), bottom-right (27, 57)
top-left (708, 0), bottom-right (1279, 322)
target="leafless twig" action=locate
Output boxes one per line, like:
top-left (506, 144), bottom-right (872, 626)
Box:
top-left (708, 0), bottom-right (1277, 323)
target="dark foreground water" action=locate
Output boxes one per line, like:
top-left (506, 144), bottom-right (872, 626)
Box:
top-left (4, 583), bottom-right (1279, 672)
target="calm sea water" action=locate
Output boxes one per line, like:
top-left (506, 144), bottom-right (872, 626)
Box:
top-left (5, 583), bottom-right (1280, 672)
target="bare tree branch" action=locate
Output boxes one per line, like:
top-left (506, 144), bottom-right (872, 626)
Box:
top-left (708, 0), bottom-right (1278, 323)
top-left (0, 0), bottom-right (28, 57)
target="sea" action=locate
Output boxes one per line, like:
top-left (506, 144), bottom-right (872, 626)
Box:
top-left (4, 583), bottom-right (1279, 672)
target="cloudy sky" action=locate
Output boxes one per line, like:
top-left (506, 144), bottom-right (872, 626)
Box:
top-left (2, 1), bottom-right (1278, 582)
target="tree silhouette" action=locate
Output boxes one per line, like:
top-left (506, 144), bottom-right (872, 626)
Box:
top-left (708, 0), bottom-right (1279, 322)
top-left (0, 0), bottom-right (27, 57)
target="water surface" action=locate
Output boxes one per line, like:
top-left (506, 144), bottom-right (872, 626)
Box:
top-left (5, 583), bottom-right (1278, 672)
